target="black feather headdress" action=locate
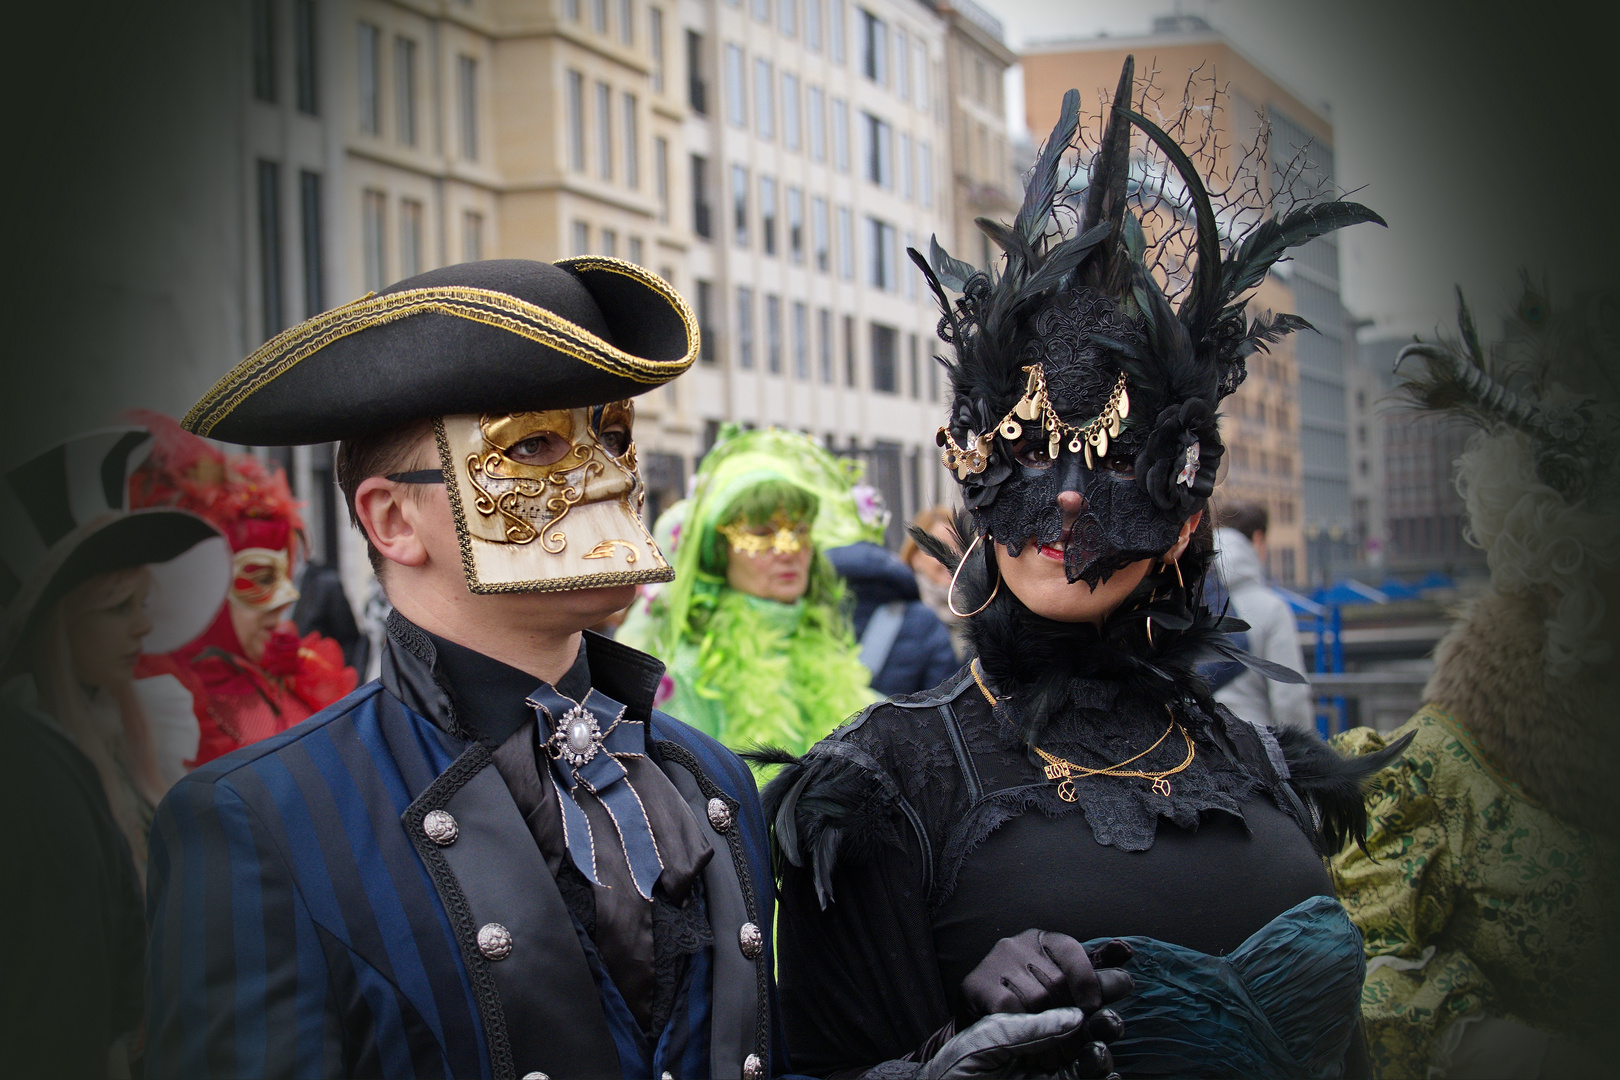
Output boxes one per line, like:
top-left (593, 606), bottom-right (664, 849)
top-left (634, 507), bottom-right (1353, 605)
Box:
top-left (920, 57), bottom-right (1385, 590)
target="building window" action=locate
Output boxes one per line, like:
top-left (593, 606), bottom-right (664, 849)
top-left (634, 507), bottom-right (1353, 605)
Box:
top-left (836, 205), bottom-right (854, 279)
top-left (765, 295), bottom-right (782, 373)
top-left (619, 0), bottom-right (635, 45)
top-left (752, 0), bottom-right (769, 22)
top-left (811, 196), bottom-right (829, 272)
top-left (831, 98), bottom-right (849, 172)
top-left (896, 28), bottom-right (909, 101)
top-left (725, 44), bottom-right (746, 127)
top-left (808, 86), bottom-right (826, 161)
top-left (565, 0), bottom-right (580, 19)
top-left (299, 170), bottom-right (323, 317)
top-left (257, 159), bottom-right (282, 338)
top-left (629, 236), bottom-right (644, 264)
top-left (566, 71), bottom-right (586, 171)
top-left (649, 6), bottom-right (665, 92)
top-left (760, 176), bottom-right (777, 256)
top-left (732, 164), bottom-right (749, 247)
top-left (787, 187), bottom-right (804, 263)
top-left (870, 322), bottom-right (898, 392)
top-left (903, 229), bottom-right (917, 298)
top-left (687, 30), bottom-right (707, 114)
top-left (859, 9), bottom-right (886, 84)
top-left (782, 73), bottom-right (800, 151)
top-left (737, 286), bottom-right (755, 369)
top-left (395, 37), bottom-right (418, 146)
top-left (622, 93), bottom-right (639, 188)
top-left (806, 0), bottom-right (822, 51)
top-left (780, 0), bottom-right (797, 35)
top-left (294, 0), bottom-right (317, 115)
top-left (914, 42), bottom-right (928, 109)
top-left (572, 220), bottom-right (590, 256)
top-left (927, 341), bottom-right (938, 400)
top-left (595, 81), bottom-right (613, 179)
top-left (899, 132), bottom-right (912, 198)
top-left (754, 59), bottom-right (774, 139)
top-left (842, 313), bottom-right (856, 386)
top-left (818, 307), bottom-right (833, 382)
top-left (655, 136), bottom-right (670, 222)
top-left (251, 0), bottom-right (276, 104)
top-left (601, 229), bottom-right (617, 257)
top-left (463, 211), bottom-right (484, 261)
top-left (918, 140), bottom-right (932, 207)
top-left (458, 56), bottom-right (479, 160)
top-left (691, 154), bottom-right (713, 238)
top-left (867, 216), bottom-right (895, 289)
top-left (862, 112), bottom-right (892, 187)
top-left (362, 188), bottom-right (387, 292)
top-left (358, 23), bottom-right (381, 134)
top-left (592, 0), bottom-right (608, 34)
top-left (907, 332), bottom-right (919, 397)
top-left (793, 301), bottom-right (809, 379)
top-left (400, 198), bottom-right (424, 277)
top-left (830, 0), bottom-right (845, 64)
top-left (696, 279), bottom-right (718, 363)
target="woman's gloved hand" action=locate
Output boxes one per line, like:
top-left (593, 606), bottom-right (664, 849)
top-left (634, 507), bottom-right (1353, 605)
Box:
top-left (961, 931), bottom-right (1134, 1016)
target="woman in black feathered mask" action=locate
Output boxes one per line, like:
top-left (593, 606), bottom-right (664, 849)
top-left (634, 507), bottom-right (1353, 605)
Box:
top-left (756, 58), bottom-right (1407, 1080)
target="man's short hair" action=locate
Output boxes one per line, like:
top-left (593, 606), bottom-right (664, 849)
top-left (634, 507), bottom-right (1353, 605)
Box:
top-left (335, 419), bottom-right (436, 576)
top-left (1216, 500), bottom-right (1269, 541)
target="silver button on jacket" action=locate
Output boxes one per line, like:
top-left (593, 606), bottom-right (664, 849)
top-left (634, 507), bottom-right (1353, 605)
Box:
top-left (477, 922), bottom-right (513, 961)
top-left (739, 921), bottom-right (763, 960)
top-left (707, 796), bottom-right (733, 832)
top-left (520, 1073), bottom-right (550, 1080)
top-left (422, 809), bottom-right (458, 846)
top-left (743, 1052), bottom-right (766, 1079)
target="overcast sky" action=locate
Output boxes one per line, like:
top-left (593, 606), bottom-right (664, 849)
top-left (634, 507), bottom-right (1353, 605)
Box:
top-left (978, 0), bottom-right (1620, 340)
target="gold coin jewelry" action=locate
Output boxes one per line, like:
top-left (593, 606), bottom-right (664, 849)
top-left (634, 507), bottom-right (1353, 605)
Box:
top-left (971, 660), bottom-right (1195, 802)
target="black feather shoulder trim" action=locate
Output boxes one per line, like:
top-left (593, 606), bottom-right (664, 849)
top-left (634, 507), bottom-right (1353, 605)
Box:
top-left (1275, 727), bottom-right (1415, 855)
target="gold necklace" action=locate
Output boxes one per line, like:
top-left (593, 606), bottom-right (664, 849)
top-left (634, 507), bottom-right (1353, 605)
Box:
top-left (971, 660), bottom-right (1196, 802)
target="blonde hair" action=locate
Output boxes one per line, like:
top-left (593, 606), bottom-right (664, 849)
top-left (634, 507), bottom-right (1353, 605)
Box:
top-left (32, 566), bottom-right (165, 881)
top-left (900, 505), bottom-right (959, 569)
top-left (1456, 425), bottom-right (1620, 679)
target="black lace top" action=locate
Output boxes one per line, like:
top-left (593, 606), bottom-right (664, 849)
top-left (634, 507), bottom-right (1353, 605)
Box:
top-left (767, 663), bottom-right (1336, 1078)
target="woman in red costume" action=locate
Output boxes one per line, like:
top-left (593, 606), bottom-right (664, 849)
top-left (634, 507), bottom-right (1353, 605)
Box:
top-left (126, 411), bottom-right (357, 766)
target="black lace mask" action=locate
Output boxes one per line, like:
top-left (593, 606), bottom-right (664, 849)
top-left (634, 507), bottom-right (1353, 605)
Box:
top-left (946, 288), bottom-right (1216, 586)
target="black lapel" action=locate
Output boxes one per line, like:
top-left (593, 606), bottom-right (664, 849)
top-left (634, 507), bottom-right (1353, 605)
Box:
top-left (655, 740), bottom-right (769, 1080)
top-left (403, 742), bottom-right (621, 1080)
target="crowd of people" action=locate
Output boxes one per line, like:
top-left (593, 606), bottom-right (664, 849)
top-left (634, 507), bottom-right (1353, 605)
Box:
top-left (3, 60), bottom-right (1612, 1080)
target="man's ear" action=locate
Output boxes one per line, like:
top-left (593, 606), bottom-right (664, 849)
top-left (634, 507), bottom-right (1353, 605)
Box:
top-left (355, 478), bottom-right (429, 569)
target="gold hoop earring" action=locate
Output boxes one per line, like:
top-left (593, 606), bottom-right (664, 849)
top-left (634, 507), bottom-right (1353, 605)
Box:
top-left (948, 532), bottom-right (1001, 618)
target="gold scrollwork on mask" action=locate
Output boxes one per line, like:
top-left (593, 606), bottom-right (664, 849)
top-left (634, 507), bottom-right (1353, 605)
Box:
top-left (582, 539), bottom-right (641, 563)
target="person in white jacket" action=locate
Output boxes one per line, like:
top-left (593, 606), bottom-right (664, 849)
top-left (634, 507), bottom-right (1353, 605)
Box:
top-left (1212, 504), bottom-right (1315, 733)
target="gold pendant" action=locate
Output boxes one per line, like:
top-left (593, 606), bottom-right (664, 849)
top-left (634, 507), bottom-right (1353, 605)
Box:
top-left (1152, 777), bottom-right (1172, 797)
top-left (1057, 779), bottom-right (1077, 803)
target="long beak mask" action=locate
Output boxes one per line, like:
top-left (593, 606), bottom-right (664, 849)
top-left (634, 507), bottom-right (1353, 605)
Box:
top-left (437, 402), bottom-right (672, 593)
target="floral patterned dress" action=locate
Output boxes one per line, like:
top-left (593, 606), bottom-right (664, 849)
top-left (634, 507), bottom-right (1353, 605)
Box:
top-left (1331, 705), bottom-right (1619, 1078)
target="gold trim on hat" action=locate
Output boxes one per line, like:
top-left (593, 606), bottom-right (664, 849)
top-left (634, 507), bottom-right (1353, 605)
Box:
top-left (184, 259), bottom-right (699, 438)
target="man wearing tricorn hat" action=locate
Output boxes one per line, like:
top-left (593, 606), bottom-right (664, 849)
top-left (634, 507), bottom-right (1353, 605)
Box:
top-left (144, 259), bottom-right (785, 1079)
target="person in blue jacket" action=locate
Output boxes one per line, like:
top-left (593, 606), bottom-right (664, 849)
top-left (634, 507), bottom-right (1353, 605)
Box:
top-left (825, 540), bottom-right (961, 696)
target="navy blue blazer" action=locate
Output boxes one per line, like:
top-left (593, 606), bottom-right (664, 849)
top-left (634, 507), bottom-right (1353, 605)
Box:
top-left (146, 618), bottom-right (785, 1079)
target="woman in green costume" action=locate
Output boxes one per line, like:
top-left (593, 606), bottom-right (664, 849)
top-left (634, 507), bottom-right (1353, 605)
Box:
top-left (619, 426), bottom-right (879, 755)
top-left (1331, 290), bottom-right (1620, 1079)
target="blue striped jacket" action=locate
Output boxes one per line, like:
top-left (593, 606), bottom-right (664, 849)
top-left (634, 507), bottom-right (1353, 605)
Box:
top-left (146, 620), bottom-right (785, 1079)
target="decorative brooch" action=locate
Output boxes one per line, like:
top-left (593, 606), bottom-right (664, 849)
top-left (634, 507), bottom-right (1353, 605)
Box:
top-left (548, 703), bottom-right (605, 767)
top-left (1176, 442), bottom-right (1201, 487)
top-left (937, 367), bottom-right (1131, 475)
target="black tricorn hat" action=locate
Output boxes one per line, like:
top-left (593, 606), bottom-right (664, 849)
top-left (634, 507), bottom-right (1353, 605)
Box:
top-left (184, 258), bottom-right (698, 445)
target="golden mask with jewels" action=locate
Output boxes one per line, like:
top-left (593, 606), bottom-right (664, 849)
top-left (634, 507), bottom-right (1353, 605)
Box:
top-left (437, 401), bottom-right (672, 593)
top-left (718, 513), bottom-right (811, 558)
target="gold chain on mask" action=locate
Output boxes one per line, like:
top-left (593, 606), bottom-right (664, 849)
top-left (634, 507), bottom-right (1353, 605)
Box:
top-left (939, 367), bottom-right (1130, 476)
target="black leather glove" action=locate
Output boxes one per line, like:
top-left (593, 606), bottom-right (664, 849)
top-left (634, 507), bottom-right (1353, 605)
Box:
top-left (915, 1008), bottom-right (1090, 1079)
top-left (961, 931), bottom-right (1134, 1017)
